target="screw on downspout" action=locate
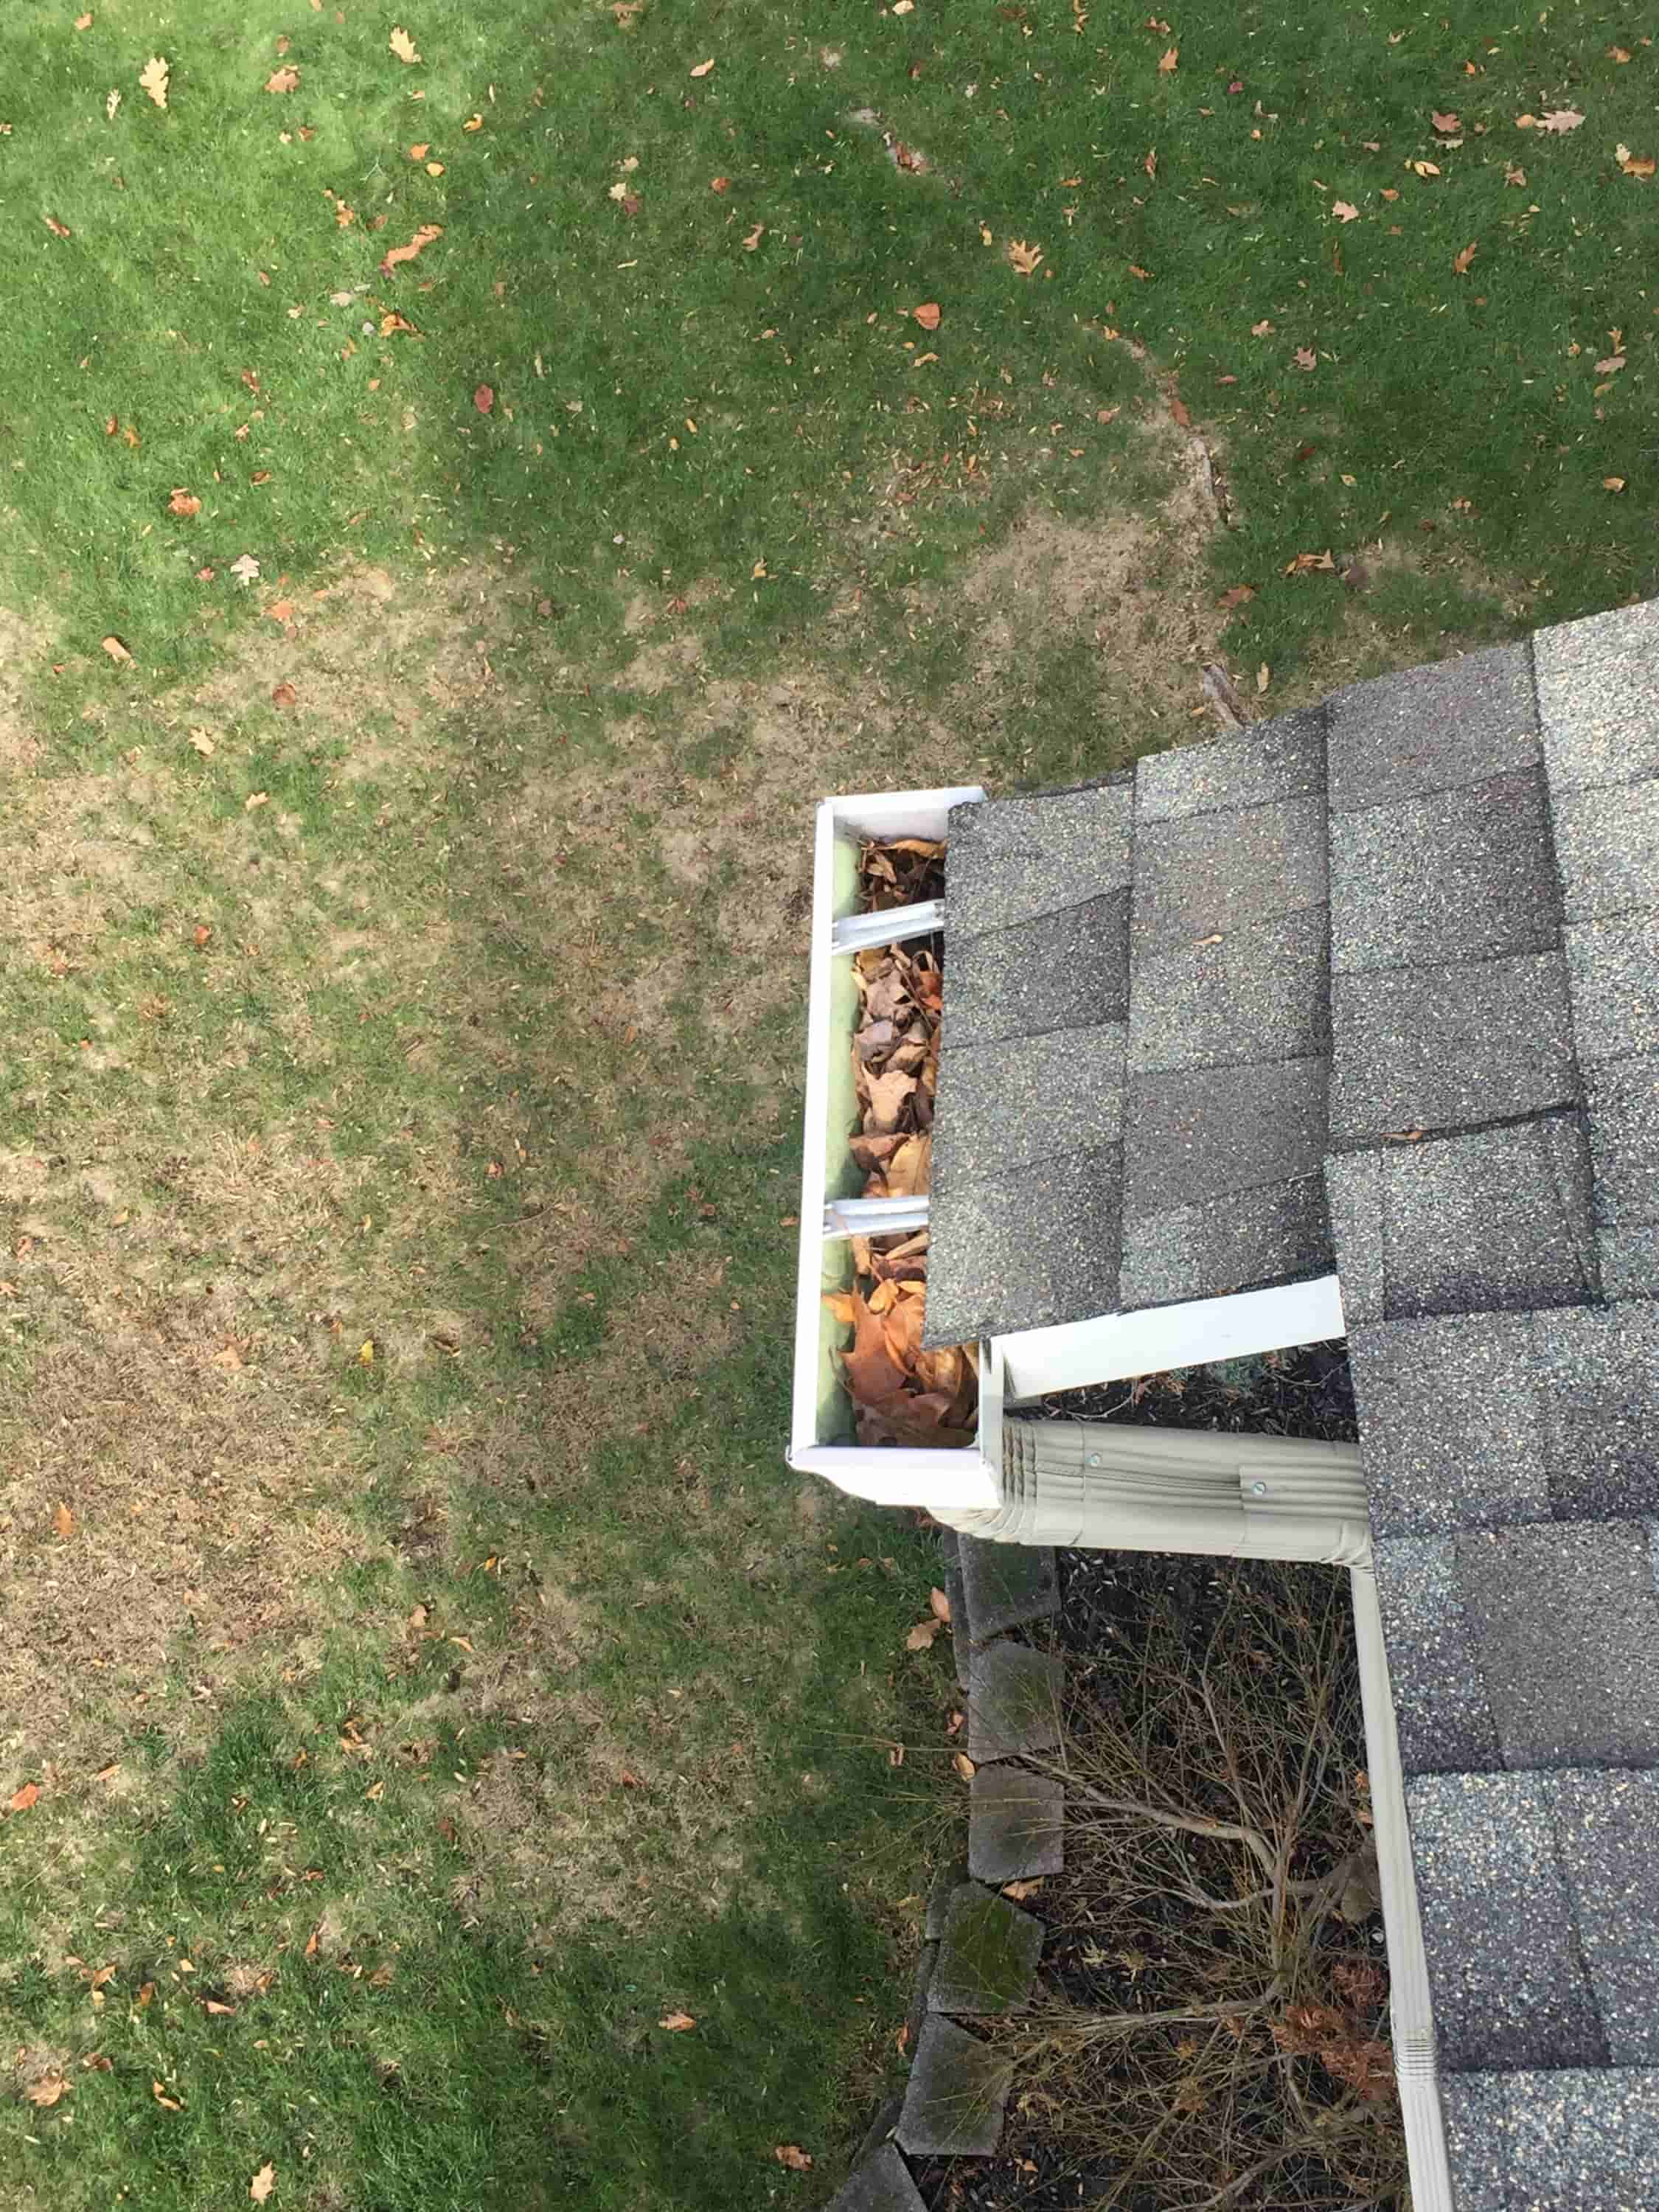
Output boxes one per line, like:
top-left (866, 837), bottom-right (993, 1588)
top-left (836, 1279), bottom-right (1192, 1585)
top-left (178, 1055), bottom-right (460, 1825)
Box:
top-left (1251, 1481), bottom-right (1268, 1496)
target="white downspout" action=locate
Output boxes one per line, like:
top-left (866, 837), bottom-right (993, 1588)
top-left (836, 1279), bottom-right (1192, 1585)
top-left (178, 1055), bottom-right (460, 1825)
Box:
top-left (928, 1350), bottom-right (1451, 2212)
top-left (1351, 1559), bottom-right (1453, 2211)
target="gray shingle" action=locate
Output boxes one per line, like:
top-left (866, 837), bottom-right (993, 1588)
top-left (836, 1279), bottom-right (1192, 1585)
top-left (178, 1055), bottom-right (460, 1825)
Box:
top-left (1118, 1174), bottom-right (1332, 1311)
top-left (1536, 595), bottom-right (1659, 795)
top-left (1531, 1305), bottom-right (1659, 1521)
top-left (1444, 2070), bottom-right (1659, 2212)
top-left (1458, 1520), bottom-right (1659, 1768)
top-left (1133, 706), bottom-right (1326, 822)
top-left (1130, 796), bottom-right (1326, 956)
top-left (1327, 641), bottom-right (1540, 813)
top-left (932, 1026), bottom-right (1126, 1192)
top-left (1324, 1150), bottom-right (1383, 1325)
top-left (1510, 2070), bottom-right (1659, 2212)
top-left (922, 1147), bottom-right (1121, 1346)
top-left (1329, 950), bottom-right (1578, 1148)
top-left (1374, 1537), bottom-right (1501, 1773)
top-left (1349, 1316), bottom-right (1548, 1536)
top-left (1563, 917), bottom-right (1659, 1068)
top-left (1543, 1110), bottom-right (1602, 1293)
top-left (1601, 1222), bottom-right (1659, 1303)
top-left (1127, 908), bottom-right (1330, 1076)
top-left (1405, 1770), bottom-right (1605, 2070)
top-left (1439, 2073), bottom-right (1512, 2212)
top-left (1329, 768), bottom-right (1559, 976)
top-left (1551, 1770), bottom-right (1659, 2067)
top-left (1584, 1052), bottom-right (1659, 1230)
top-left (948, 894), bottom-right (1130, 1049)
top-left (1124, 1057), bottom-right (1329, 1215)
top-left (1380, 1116), bottom-right (1598, 1318)
top-left (1552, 775), bottom-right (1659, 925)
top-left (946, 785), bottom-right (1133, 937)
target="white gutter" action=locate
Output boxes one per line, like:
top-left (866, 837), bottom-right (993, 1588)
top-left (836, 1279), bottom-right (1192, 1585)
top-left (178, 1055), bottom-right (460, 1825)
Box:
top-left (928, 1352), bottom-right (1450, 2212)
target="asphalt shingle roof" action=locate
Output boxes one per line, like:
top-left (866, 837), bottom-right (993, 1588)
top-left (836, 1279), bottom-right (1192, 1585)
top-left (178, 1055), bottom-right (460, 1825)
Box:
top-left (918, 594), bottom-right (1659, 2208)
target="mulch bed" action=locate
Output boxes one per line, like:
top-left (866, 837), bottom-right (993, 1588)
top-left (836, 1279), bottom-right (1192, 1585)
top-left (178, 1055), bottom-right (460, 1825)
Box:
top-left (911, 1343), bottom-right (1406, 2212)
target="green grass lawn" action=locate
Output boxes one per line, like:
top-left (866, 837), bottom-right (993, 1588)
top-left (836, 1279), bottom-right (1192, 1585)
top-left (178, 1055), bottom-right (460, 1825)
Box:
top-left (0, 0), bottom-right (1655, 2206)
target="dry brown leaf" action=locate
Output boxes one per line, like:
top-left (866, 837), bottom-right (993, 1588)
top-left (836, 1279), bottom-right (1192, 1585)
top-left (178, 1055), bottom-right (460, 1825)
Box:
top-left (905, 1618), bottom-right (939, 1652)
top-left (53, 1501), bottom-right (74, 1540)
top-left (100, 634), bottom-right (133, 664)
top-left (389, 25), bottom-right (421, 63)
top-left (1505, 163), bottom-right (1527, 184)
top-left (1002, 1877), bottom-right (1044, 1900)
top-left (742, 221), bottom-right (765, 249)
top-left (1293, 346), bottom-right (1318, 370)
top-left (271, 681), bottom-right (298, 709)
top-left (658, 2011), bottom-right (696, 2031)
top-left (1006, 237), bottom-right (1043, 274)
top-left (379, 222), bottom-right (443, 274)
top-left (139, 55), bottom-right (170, 107)
top-left (1604, 476), bottom-right (1627, 492)
top-left (1332, 198), bottom-right (1359, 221)
top-left (167, 487), bottom-right (201, 517)
top-left (1430, 109), bottom-right (1461, 133)
top-left (265, 66), bottom-right (300, 92)
top-left (1250, 318), bottom-right (1273, 335)
top-left (952, 1751), bottom-right (975, 1780)
top-left (1609, 44), bottom-right (1632, 62)
top-left (1169, 393), bottom-right (1191, 427)
top-left (928, 1585), bottom-right (951, 1622)
top-left (74, 10), bottom-right (94, 24)
top-left (689, 57), bottom-right (714, 77)
top-left (42, 213), bottom-right (73, 239)
top-left (1158, 44), bottom-right (1178, 70)
top-left (1408, 159), bottom-right (1440, 176)
top-left (463, 114), bottom-right (483, 131)
top-left (1218, 582), bottom-right (1256, 608)
top-left (911, 300), bottom-right (942, 329)
top-left (1256, 662), bottom-right (1270, 693)
top-left (1286, 549), bottom-right (1337, 573)
top-left (250, 2166), bottom-right (276, 2205)
top-left (1453, 240), bottom-right (1478, 273)
top-left (1617, 145), bottom-right (1657, 178)
top-left (1595, 352), bottom-right (1626, 373)
top-left (773, 2147), bottom-right (813, 2172)
top-left (24, 2073), bottom-right (67, 2107)
top-left (1537, 108), bottom-right (1585, 133)
top-left (152, 2081), bottom-right (184, 2112)
top-left (840, 1290), bottom-right (911, 1405)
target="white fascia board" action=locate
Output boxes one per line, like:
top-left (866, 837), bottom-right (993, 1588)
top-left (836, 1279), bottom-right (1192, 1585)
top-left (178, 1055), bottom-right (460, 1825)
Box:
top-left (994, 1274), bottom-right (1348, 1400)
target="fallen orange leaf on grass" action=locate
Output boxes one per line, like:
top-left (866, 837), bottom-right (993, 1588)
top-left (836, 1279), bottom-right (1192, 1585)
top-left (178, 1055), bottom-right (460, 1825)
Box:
top-left (380, 223), bottom-right (445, 275)
top-left (658, 2011), bottom-right (696, 2031)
